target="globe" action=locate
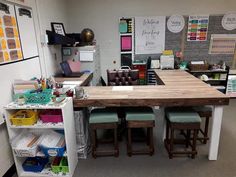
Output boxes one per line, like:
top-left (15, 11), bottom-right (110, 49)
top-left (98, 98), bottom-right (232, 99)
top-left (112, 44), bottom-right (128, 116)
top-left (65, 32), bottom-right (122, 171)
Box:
top-left (80, 28), bottom-right (94, 45)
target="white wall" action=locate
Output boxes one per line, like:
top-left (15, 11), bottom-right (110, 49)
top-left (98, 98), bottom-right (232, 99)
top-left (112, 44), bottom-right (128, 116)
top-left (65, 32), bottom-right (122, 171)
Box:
top-left (66, 0), bottom-right (236, 81)
top-left (35, 0), bottom-right (69, 77)
top-left (0, 0), bottom-right (68, 175)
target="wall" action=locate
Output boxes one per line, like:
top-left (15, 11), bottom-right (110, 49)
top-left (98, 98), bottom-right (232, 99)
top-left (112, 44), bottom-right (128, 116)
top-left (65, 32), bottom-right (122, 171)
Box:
top-left (66, 0), bottom-right (236, 81)
top-left (0, 0), bottom-right (68, 175)
top-left (35, 0), bottom-right (69, 77)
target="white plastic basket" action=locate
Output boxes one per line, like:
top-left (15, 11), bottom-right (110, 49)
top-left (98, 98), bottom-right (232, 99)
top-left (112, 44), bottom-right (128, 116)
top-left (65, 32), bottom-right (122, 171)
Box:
top-left (11, 132), bottom-right (40, 157)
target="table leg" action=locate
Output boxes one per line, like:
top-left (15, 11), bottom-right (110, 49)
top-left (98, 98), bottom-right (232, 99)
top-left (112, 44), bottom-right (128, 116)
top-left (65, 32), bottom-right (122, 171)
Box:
top-left (160, 107), bottom-right (166, 141)
top-left (209, 106), bottom-right (223, 160)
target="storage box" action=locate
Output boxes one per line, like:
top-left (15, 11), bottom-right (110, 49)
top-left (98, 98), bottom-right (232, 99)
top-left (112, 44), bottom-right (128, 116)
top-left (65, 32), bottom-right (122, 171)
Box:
top-left (22, 157), bottom-right (48, 172)
top-left (39, 110), bottom-right (63, 123)
top-left (51, 157), bottom-right (69, 174)
top-left (24, 89), bottom-right (52, 104)
top-left (189, 61), bottom-right (209, 71)
top-left (11, 132), bottom-right (40, 157)
top-left (10, 110), bottom-right (38, 126)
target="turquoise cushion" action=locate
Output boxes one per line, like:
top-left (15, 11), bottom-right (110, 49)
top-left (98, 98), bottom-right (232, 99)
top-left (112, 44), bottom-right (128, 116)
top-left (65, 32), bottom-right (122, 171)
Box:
top-left (89, 109), bottom-right (118, 124)
top-left (166, 111), bottom-right (201, 123)
top-left (193, 106), bottom-right (212, 112)
top-left (126, 107), bottom-right (155, 121)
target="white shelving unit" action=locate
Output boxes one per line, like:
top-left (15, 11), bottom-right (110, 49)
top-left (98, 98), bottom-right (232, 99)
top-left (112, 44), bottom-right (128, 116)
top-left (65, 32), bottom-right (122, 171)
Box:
top-left (119, 17), bottom-right (135, 66)
top-left (4, 98), bottom-right (78, 177)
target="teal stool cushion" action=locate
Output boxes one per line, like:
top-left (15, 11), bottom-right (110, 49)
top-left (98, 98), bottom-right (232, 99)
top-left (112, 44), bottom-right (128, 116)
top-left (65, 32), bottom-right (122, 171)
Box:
top-left (166, 111), bottom-right (201, 123)
top-left (193, 106), bottom-right (212, 112)
top-left (89, 109), bottom-right (118, 124)
top-left (126, 107), bottom-right (155, 121)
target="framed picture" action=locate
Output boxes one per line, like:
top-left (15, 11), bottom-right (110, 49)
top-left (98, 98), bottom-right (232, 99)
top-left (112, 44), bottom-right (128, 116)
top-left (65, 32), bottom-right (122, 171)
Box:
top-left (51, 22), bottom-right (66, 36)
top-left (121, 35), bottom-right (132, 51)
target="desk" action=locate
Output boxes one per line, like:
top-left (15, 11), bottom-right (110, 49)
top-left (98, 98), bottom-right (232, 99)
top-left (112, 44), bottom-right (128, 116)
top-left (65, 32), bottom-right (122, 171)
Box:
top-left (54, 73), bottom-right (93, 86)
top-left (73, 70), bottom-right (230, 160)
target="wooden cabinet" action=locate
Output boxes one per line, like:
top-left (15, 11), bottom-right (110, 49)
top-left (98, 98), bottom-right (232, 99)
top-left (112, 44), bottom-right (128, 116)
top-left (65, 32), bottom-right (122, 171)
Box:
top-left (189, 68), bottom-right (229, 93)
top-left (4, 98), bottom-right (78, 177)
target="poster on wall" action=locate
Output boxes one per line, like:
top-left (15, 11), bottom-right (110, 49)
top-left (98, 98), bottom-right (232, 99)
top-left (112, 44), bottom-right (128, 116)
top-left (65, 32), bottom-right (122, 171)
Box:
top-left (222, 12), bottom-right (236, 30)
top-left (209, 34), bottom-right (236, 54)
top-left (135, 16), bottom-right (166, 54)
top-left (167, 15), bottom-right (185, 33)
top-left (187, 15), bottom-right (209, 41)
top-left (0, 2), bottom-right (23, 65)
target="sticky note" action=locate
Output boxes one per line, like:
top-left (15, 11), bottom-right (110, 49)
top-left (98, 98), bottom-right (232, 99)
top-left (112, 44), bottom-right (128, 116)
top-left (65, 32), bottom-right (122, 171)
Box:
top-left (11, 17), bottom-right (17, 27)
top-left (13, 28), bottom-right (19, 37)
top-left (0, 27), bottom-right (4, 37)
top-left (16, 39), bottom-right (21, 48)
top-left (4, 51), bottom-right (9, 61)
top-left (1, 39), bottom-right (7, 50)
top-left (17, 50), bottom-right (23, 59)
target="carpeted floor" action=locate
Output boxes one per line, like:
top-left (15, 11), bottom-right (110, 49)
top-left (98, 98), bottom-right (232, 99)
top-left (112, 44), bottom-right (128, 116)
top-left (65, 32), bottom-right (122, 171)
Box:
top-left (74, 100), bottom-right (236, 177)
top-left (12, 100), bottom-right (236, 177)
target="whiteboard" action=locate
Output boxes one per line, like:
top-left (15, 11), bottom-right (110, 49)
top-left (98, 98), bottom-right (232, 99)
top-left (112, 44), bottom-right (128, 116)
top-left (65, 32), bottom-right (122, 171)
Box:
top-left (135, 16), bottom-right (166, 54)
top-left (15, 6), bottom-right (38, 59)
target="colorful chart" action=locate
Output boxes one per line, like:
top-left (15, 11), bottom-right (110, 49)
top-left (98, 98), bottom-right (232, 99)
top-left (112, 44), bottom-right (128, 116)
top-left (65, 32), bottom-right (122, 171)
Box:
top-left (187, 15), bottom-right (209, 41)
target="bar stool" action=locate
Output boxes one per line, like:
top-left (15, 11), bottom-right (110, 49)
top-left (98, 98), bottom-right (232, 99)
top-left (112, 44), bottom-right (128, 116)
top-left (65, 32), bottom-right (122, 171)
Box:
top-left (193, 106), bottom-right (212, 144)
top-left (89, 108), bottom-right (119, 158)
top-left (164, 109), bottom-right (201, 159)
top-left (125, 107), bottom-right (155, 156)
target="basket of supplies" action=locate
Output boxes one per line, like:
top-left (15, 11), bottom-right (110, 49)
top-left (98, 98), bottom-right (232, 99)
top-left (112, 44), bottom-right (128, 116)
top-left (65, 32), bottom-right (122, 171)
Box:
top-left (51, 157), bottom-right (69, 174)
top-left (10, 110), bottom-right (38, 126)
top-left (11, 132), bottom-right (41, 157)
top-left (22, 157), bottom-right (49, 172)
top-left (39, 130), bottom-right (66, 157)
top-left (24, 89), bottom-right (52, 104)
top-left (39, 110), bottom-right (63, 123)
top-left (189, 61), bottom-right (209, 71)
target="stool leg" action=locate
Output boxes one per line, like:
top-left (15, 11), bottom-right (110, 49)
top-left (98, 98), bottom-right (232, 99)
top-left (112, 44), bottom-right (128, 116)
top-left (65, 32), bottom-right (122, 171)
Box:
top-left (114, 127), bottom-right (119, 157)
top-left (191, 129), bottom-right (198, 159)
top-left (186, 130), bottom-right (191, 148)
top-left (127, 128), bottom-right (132, 157)
top-left (149, 127), bottom-right (154, 156)
top-left (146, 128), bottom-right (150, 145)
top-left (92, 129), bottom-right (97, 159)
top-left (169, 128), bottom-right (174, 159)
top-left (203, 117), bottom-right (210, 144)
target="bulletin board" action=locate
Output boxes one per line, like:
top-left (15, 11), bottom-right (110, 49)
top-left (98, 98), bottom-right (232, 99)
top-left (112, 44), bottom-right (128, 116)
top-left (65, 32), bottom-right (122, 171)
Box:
top-left (132, 15), bottom-right (236, 68)
top-left (0, 2), bottom-right (23, 65)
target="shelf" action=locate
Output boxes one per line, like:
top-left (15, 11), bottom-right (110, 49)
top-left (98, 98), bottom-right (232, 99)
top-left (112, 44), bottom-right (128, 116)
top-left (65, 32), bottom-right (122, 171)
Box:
top-left (20, 171), bottom-right (70, 177)
top-left (189, 69), bottom-right (228, 73)
top-left (120, 51), bottom-right (133, 54)
top-left (9, 121), bottom-right (64, 129)
top-left (120, 33), bottom-right (133, 36)
top-left (5, 98), bottom-right (70, 110)
top-left (46, 30), bottom-right (75, 45)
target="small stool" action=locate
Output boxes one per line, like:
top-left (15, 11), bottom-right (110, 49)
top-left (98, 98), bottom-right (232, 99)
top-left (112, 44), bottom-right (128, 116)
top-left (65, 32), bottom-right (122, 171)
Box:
top-left (164, 109), bottom-right (201, 159)
top-left (126, 107), bottom-right (155, 156)
top-left (89, 108), bottom-right (119, 158)
top-left (193, 106), bottom-right (212, 144)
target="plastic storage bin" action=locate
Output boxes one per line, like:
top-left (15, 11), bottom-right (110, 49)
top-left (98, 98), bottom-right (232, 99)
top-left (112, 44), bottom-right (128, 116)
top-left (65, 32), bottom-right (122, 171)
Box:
top-left (51, 157), bottom-right (62, 173)
top-left (22, 157), bottom-right (48, 172)
top-left (10, 110), bottom-right (38, 126)
top-left (39, 109), bottom-right (63, 123)
top-left (40, 144), bottom-right (66, 157)
top-left (51, 157), bottom-right (69, 174)
top-left (11, 132), bottom-right (41, 157)
top-left (24, 89), bottom-right (52, 104)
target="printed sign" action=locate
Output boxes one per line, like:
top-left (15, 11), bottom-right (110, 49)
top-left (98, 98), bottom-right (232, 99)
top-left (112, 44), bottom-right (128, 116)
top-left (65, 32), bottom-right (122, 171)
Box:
top-left (167, 15), bottom-right (185, 33)
top-left (222, 13), bottom-right (236, 30)
top-left (187, 15), bottom-right (209, 41)
top-left (135, 16), bottom-right (166, 54)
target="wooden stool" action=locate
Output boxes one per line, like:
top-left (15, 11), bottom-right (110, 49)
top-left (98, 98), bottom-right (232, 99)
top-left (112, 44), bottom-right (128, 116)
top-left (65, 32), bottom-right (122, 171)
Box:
top-left (89, 108), bottom-right (119, 158)
top-left (164, 110), bottom-right (201, 159)
top-left (193, 106), bottom-right (212, 144)
top-left (126, 107), bottom-right (155, 156)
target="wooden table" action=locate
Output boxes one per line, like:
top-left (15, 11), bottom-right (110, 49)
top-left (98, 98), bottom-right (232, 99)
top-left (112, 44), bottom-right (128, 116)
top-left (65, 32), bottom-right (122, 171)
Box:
top-left (73, 70), bottom-right (230, 160)
top-left (54, 73), bottom-right (93, 86)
